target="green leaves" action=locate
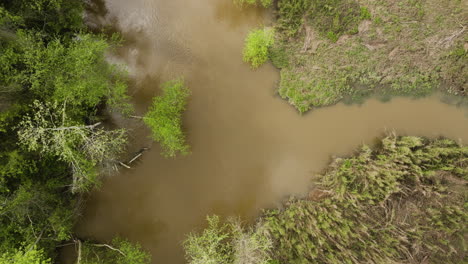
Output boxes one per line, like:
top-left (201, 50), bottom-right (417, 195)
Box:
top-left (184, 215), bottom-right (234, 264)
top-left (0, 246), bottom-right (51, 264)
top-left (184, 215), bottom-right (273, 264)
top-left (0, 2), bottom-right (138, 264)
top-left (243, 27), bottom-right (275, 69)
top-left (81, 238), bottom-right (151, 264)
top-left (143, 78), bottom-right (191, 158)
top-left (0, 27), bottom-right (130, 115)
top-left (234, 0), bottom-right (272, 8)
top-left (17, 101), bottom-right (127, 193)
top-left (2, 0), bottom-right (84, 36)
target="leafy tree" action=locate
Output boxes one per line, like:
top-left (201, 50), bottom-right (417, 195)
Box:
top-left (234, 0), bottom-right (272, 8)
top-left (0, 30), bottom-right (130, 113)
top-left (143, 79), bottom-right (191, 158)
top-left (0, 104), bottom-right (74, 255)
top-left (184, 216), bottom-right (272, 264)
top-left (0, 179), bottom-right (74, 252)
top-left (0, 0), bottom-right (84, 37)
top-left (0, 246), bottom-right (51, 264)
top-left (243, 27), bottom-right (274, 69)
top-left (0, 1), bottom-right (142, 264)
top-left (17, 101), bottom-right (127, 193)
top-left (231, 223), bottom-right (272, 264)
top-left (184, 215), bottom-right (234, 264)
top-left (80, 237), bottom-right (151, 264)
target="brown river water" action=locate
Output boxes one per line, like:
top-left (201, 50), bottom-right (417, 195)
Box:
top-left (67, 0), bottom-right (468, 263)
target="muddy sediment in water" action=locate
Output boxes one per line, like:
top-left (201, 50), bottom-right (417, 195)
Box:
top-left (73, 1), bottom-right (468, 263)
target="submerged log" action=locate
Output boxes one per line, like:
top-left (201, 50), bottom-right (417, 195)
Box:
top-left (118, 147), bottom-right (150, 168)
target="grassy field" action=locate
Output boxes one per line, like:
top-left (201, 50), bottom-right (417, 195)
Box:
top-left (267, 0), bottom-right (467, 113)
top-left (185, 135), bottom-right (468, 263)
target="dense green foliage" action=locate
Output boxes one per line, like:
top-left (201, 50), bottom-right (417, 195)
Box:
top-left (143, 78), bottom-right (191, 157)
top-left (0, 1), bottom-right (149, 263)
top-left (254, 0), bottom-right (467, 112)
top-left (81, 238), bottom-right (151, 264)
top-left (276, 0), bottom-right (363, 40)
top-left (185, 135), bottom-right (468, 263)
top-left (234, 0), bottom-right (272, 8)
top-left (184, 215), bottom-right (272, 264)
top-left (243, 28), bottom-right (275, 69)
top-left (17, 101), bottom-right (128, 193)
top-left (0, 246), bottom-right (51, 264)
top-left (0, 0), bottom-right (84, 37)
top-left (1, 22), bottom-right (130, 113)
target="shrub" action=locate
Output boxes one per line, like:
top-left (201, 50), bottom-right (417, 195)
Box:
top-left (184, 216), bottom-right (273, 264)
top-left (143, 78), bottom-right (191, 158)
top-left (243, 27), bottom-right (275, 69)
top-left (184, 215), bottom-right (234, 264)
top-left (81, 237), bottom-right (151, 264)
top-left (234, 0), bottom-right (272, 8)
top-left (0, 246), bottom-right (51, 264)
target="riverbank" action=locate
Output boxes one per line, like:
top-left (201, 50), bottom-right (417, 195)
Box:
top-left (0, 1), bottom-right (151, 263)
top-left (185, 134), bottom-right (468, 263)
top-left (73, 1), bottom-right (468, 263)
top-left (265, 0), bottom-right (467, 112)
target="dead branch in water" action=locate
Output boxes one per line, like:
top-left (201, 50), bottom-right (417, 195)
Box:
top-left (119, 161), bottom-right (131, 169)
top-left (129, 153), bottom-right (143, 164)
top-left (75, 239), bottom-right (82, 264)
top-left (116, 147), bottom-right (150, 169)
top-left (72, 239), bottom-right (126, 264)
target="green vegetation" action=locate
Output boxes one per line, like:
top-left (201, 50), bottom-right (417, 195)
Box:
top-left (243, 27), bottom-right (275, 69)
top-left (0, 1), bottom-right (149, 263)
top-left (185, 135), bottom-right (468, 263)
top-left (184, 215), bottom-right (272, 264)
top-left (0, 246), bottom-right (51, 264)
top-left (251, 0), bottom-right (467, 112)
top-left (80, 237), bottom-right (151, 264)
top-left (17, 101), bottom-right (127, 193)
top-left (234, 0), bottom-right (272, 8)
top-left (143, 78), bottom-right (191, 158)
top-left (277, 0), bottom-right (362, 40)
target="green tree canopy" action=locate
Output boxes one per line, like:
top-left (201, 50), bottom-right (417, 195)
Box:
top-left (81, 238), bottom-right (151, 264)
top-left (143, 78), bottom-right (191, 158)
top-left (0, 0), bottom-right (84, 37)
top-left (17, 101), bottom-right (127, 193)
top-left (0, 1), bottom-right (139, 264)
top-left (0, 246), bottom-right (51, 264)
top-left (1, 30), bottom-right (130, 113)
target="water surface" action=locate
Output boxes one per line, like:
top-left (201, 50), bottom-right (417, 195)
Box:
top-left (76, 0), bottom-right (468, 263)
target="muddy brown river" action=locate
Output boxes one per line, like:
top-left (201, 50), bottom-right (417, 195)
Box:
top-left (69, 0), bottom-right (468, 263)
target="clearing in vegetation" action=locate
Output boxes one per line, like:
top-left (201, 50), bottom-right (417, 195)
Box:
top-left (185, 135), bottom-right (468, 264)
